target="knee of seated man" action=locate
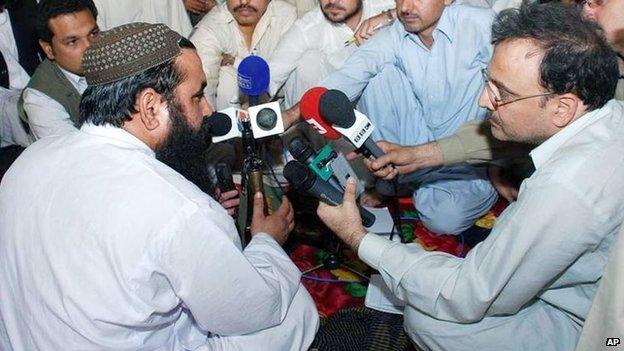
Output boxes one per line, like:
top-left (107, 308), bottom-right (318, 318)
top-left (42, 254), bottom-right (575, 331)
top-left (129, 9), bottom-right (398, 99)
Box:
top-left (414, 188), bottom-right (481, 235)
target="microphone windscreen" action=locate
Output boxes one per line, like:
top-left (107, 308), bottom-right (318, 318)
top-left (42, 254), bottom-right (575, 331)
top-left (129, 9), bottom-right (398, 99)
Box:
top-left (300, 87), bottom-right (341, 140)
top-left (288, 137), bottom-right (314, 162)
top-left (237, 55), bottom-right (270, 96)
top-left (256, 107), bottom-right (277, 131)
top-left (208, 112), bottom-right (233, 137)
top-left (283, 160), bottom-right (314, 190)
top-left (319, 89), bottom-right (356, 128)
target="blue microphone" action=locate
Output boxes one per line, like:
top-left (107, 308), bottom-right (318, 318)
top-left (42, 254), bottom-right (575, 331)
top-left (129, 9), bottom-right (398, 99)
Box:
top-left (237, 55), bottom-right (270, 107)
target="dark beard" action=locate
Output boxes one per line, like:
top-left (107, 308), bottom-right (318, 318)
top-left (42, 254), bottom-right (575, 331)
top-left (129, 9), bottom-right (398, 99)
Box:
top-left (321, 0), bottom-right (362, 24)
top-left (155, 98), bottom-right (215, 195)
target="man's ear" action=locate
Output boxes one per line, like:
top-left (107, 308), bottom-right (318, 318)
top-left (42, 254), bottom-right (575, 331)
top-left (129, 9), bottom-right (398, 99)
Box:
top-left (551, 93), bottom-right (580, 128)
top-left (136, 88), bottom-right (166, 131)
top-left (39, 39), bottom-right (54, 61)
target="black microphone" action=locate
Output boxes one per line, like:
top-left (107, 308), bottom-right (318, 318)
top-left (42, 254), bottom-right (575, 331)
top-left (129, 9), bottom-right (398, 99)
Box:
top-left (318, 89), bottom-right (385, 159)
top-left (283, 160), bottom-right (375, 228)
top-left (207, 112), bottom-right (232, 138)
top-left (288, 137), bottom-right (343, 192)
top-left (215, 163), bottom-right (236, 193)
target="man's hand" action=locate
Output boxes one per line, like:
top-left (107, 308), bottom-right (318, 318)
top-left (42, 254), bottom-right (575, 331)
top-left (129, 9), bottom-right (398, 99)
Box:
top-left (348, 140), bottom-right (444, 180)
top-left (220, 53), bottom-right (235, 67)
top-left (317, 178), bottom-right (367, 252)
top-left (488, 165), bottom-right (519, 203)
top-left (282, 103), bottom-right (301, 130)
top-left (353, 10), bottom-right (394, 46)
top-left (184, 0), bottom-right (215, 14)
top-left (250, 193), bottom-right (295, 245)
top-left (216, 189), bottom-right (240, 216)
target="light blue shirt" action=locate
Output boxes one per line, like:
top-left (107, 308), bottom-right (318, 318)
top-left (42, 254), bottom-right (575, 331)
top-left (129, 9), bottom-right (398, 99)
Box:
top-left (322, 4), bottom-right (495, 139)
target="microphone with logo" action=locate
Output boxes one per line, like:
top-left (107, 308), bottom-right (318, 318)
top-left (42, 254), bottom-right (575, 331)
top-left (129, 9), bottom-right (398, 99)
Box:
top-left (288, 136), bottom-right (343, 193)
top-left (299, 87), bottom-right (341, 140)
top-left (237, 55), bottom-right (270, 107)
top-left (236, 56), bottom-right (272, 244)
top-left (283, 160), bottom-right (376, 228)
top-left (318, 89), bottom-right (385, 159)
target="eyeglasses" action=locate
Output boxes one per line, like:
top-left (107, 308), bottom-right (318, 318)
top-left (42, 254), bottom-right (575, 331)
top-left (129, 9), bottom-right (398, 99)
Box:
top-left (481, 69), bottom-right (555, 110)
top-left (578, 0), bottom-right (605, 9)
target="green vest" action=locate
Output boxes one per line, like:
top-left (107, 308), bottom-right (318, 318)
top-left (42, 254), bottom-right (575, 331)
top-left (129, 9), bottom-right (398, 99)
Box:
top-left (18, 59), bottom-right (82, 128)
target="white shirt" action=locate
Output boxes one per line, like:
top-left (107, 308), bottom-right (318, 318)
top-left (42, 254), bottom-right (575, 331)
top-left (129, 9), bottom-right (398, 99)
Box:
top-left (268, 0), bottom-right (394, 96)
top-left (0, 124), bottom-right (310, 350)
top-left (0, 10), bottom-right (33, 147)
top-left (576, 223), bottom-right (624, 350)
top-left (458, 0), bottom-right (522, 13)
top-left (22, 65), bottom-right (87, 140)
top-left (93, 0), bottom-right (193, 37)
top-left (0, 11), bottom-right (30, 90)
top-left (190, 1), bottom-right (297, 107)
top-left (358, 100), bottom-right (624, 349)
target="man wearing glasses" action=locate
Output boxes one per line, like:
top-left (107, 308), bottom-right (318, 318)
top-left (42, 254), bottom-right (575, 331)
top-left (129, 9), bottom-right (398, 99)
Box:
top-left (364, 0), bottom-right (623, 182)
top-left (317, 3), bottom-right (623, 350)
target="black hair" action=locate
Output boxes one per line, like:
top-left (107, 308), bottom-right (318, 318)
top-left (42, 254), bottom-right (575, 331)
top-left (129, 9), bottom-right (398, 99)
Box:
top-left (79, 38), bottom-right (196, 127)
top-left (36, 0), bottom-right (98, 42)
top-left (492, 2), bottom-right (619, 110)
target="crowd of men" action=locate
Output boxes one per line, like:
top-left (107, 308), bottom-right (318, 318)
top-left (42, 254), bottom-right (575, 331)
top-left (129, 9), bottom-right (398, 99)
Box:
top-left (0, 0), bottom-right (623, 349)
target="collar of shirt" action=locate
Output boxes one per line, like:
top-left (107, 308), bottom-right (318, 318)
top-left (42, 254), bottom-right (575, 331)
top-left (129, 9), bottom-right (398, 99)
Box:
top-left (326, 0), bottom-right (391, 35)
top-left (58, 64), bottom-right (88, 94)
top-left (220, 1), bottom-right (278, 52)
top-left (530, 100), bottom-right (616, 170)
top-left (80, 123), bottom-right (155, 157)
top-left (396, 4), bottom-right (454, 49)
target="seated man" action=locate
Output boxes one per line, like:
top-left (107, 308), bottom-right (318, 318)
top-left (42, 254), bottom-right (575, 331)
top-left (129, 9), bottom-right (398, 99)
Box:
top-left (190, 0), bottom-right (297, 110)
top-left (268, 0), bottom-right (395, 107)
top-left (18, 0), bottom-right (99, 140)
top-left (289, 0), bottom-right (499, 235)
top-left (0, 23), bottom-right (318, 350)
top-left (318, 3), bottom-right (622, 350)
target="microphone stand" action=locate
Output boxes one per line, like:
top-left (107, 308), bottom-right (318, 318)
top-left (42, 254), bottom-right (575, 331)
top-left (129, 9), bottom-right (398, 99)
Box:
top-left (236, 107), bottom-right (266, 248)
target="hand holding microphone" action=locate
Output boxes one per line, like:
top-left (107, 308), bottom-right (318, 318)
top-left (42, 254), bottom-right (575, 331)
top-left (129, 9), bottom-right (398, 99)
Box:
top-left (316, 177), bottom-right (368, 252)
top-left (283, 160), bottom-right (375, 228)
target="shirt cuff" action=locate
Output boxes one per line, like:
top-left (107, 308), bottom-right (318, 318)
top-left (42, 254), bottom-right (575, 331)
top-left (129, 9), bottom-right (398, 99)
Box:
top-left (357, 233), bottom-right (396, 270)
top-left (437, 135), bottom-right (466, 166)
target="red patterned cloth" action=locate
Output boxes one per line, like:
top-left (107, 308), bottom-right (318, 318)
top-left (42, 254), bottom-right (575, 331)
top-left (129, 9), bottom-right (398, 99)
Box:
top-left (290, 197), bottom-right (509, 317)
top-left (291, 245), bottom-right (365, 318)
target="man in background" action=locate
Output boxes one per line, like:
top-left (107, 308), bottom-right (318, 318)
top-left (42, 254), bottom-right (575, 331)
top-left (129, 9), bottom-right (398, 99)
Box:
top-left (18, 0), bottom-right (99, 140)
top-left (190, 0), bottom-right (297, 110)
top-left (268, 0), bottom-right (395, 107)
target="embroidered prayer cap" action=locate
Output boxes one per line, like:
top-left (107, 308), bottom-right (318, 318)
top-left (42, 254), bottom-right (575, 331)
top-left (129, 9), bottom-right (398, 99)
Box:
top-left (83, 22), bottom-right (183, 86)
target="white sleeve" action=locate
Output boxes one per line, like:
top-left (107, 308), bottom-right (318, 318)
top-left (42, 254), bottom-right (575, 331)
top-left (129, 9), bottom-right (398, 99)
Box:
top-left (159, 203), bottom-right (302, 336)
top-left (268, 22), bottom-right (310, 97)
top-left (0, 87), bottom-right (32, 147)
top-left (359, 178), bottom-right (603, 323)
top-left (23, 88), bottom-right (77, 140)
top-left (190, 24), bottom-right (225, 109)
top-left (163, 0), bottom-right (193, 38)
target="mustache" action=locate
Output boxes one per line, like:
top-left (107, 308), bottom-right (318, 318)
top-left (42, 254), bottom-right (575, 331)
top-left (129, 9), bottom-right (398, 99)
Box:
top-left (399, 11), bottom-right (419, 19)
top-left (323, 3), bottom-right (346, 11)
top-left (233, 4), bottom-right (258, 12)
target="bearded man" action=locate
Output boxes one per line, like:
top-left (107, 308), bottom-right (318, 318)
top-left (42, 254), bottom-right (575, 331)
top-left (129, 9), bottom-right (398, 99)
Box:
top-left (0, 22), bottom-right (318, 350)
